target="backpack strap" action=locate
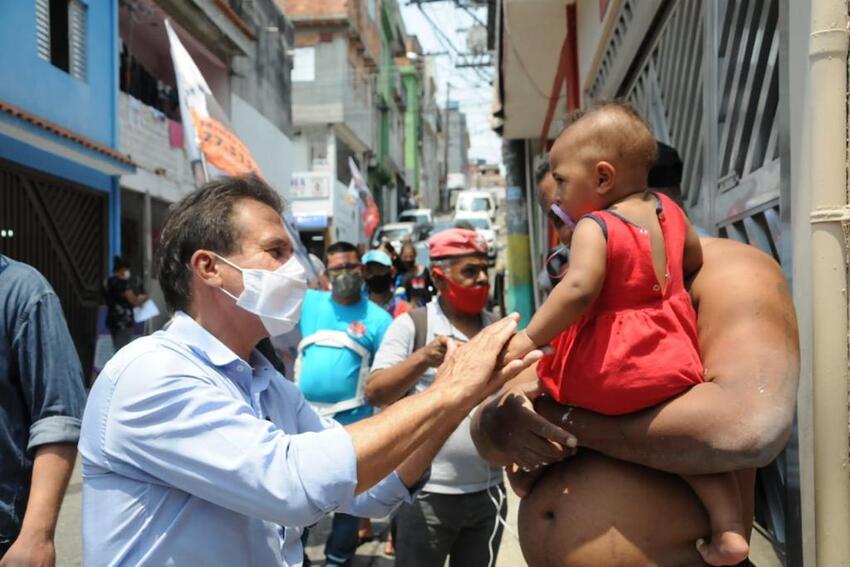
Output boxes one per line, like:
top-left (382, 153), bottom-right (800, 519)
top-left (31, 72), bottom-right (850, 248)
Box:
top-left (409, 307), bottom-right (429, 352)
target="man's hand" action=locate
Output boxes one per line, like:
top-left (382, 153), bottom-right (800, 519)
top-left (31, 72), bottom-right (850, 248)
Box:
top-left (418, 336), bottom-right (450, 368)
top-left (0, 532), bottom-right (55, 567)
top-left (352, 314), bottom-right (545, 493)
top-left (473, 373), bottom-right (577, 469)
top-left (433, 315), bottom-right (545, 408)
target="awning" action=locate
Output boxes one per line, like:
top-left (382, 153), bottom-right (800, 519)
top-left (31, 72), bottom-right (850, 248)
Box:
top-left (0, 99), bottom-right (136, 176)
top-left (294, 214), bottom-right (328, 230)
top-left (497, 0), bottom-right (573, 141)
top-left (290, 197), bottom-right (331, 231)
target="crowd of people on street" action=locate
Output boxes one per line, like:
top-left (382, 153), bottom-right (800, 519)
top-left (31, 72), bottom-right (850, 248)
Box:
top-left (0, 102), bottom-right (800, 567)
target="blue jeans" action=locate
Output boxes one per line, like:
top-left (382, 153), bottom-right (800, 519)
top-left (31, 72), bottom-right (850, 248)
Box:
top-left (323, 513), bottom-right (360, 566)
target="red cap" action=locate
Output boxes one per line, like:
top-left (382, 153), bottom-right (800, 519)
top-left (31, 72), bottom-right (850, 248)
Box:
top-left (428, 228), bottom-right (488, 260)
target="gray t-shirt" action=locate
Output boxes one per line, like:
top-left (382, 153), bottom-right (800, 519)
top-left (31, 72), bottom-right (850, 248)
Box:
top-left (370, 300), bottom-right (503, 494)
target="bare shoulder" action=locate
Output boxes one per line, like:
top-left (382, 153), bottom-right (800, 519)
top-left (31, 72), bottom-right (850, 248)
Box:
top-left (698, 237), bottom-right (783, 276)
top-left (693, 238), bottom-right (798, 392)
top-left (692, 238), bottom-right (789, 313)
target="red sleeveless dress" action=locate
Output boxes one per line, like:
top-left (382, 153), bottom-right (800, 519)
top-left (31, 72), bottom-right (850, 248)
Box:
top-left (537, 193), bottom-right (704, 415)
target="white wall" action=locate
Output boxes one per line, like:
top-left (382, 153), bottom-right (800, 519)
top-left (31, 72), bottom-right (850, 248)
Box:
top-left (118, 92), bottom-right (196, 203)
top-left (332, 179), bottom-right (361, 244)
top-left (231, 93), bottom-right (294, 201)
top-left (576, 0), bottom-right (614, 93)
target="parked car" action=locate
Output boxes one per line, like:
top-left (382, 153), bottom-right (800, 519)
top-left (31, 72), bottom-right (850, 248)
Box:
top-left (454, 190), bottom-right (497, 222)
top-left (399, 208), bottom-right (433, 226)
top-left (428, 220), bottom-right (454, 237)
top-left (411, 223), bottom-right (434, 242)
top-left (453, 212), bottom-right (498, 262)
top-left (371, 222), bottom-right (417, 251)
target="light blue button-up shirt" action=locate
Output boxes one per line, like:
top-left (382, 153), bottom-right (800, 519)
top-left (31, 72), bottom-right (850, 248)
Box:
top-left (79, 312), bottom-right (416, 566)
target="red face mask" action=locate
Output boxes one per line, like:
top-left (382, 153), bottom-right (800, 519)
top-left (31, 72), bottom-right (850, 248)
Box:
top-left (433, 267), bottom-right (490, 314)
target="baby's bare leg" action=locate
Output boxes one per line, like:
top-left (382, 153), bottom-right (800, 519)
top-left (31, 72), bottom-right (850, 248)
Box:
top-left (684, 472), bottom-right (749, 565)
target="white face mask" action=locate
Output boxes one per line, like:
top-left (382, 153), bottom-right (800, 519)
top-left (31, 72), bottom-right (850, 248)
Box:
top-left (215, 253), bottom-right (308, 337)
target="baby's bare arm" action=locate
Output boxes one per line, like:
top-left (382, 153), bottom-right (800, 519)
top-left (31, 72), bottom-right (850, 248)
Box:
top-left (524, 218), bottom-right (607, 347)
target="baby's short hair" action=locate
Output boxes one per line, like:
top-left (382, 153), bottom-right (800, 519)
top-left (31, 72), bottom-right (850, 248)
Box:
top-left (558, 101), bottom-right (658, 174)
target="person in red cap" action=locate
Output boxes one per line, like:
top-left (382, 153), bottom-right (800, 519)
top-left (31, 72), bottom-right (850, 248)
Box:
top-left (366, 228), bottom-right (507, 567)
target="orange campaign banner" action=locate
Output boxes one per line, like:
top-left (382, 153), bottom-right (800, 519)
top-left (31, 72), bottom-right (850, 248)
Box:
top-left (166, 19), bottom-right (263, 181)
top-left (191, 110), bottom-right (262, 177)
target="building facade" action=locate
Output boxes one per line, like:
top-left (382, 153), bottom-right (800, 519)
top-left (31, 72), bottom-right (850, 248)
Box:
top-left (399, 36), bottom-right (422, 197)
top-left (419, 55), bottom-right (443, 212)
top-left (444, 102), bottom-right (470, 208)
top-left (284, 0), bottom-right (384, 254)
top-left (375, 0), bottom-right (408, 221)
top-left (0, 0), bottom-right (135, 374)
top-left (117, 0), bottom-right (295, 326)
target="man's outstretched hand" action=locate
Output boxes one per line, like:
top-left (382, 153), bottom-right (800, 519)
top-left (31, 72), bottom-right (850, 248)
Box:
top-left (433, 314), bottom-right (545, 410)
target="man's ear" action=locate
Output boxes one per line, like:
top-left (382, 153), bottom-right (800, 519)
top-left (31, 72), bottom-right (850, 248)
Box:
top-left (596, 161), bottom-right (616, 195)
top-left (189, 250), bottom-right (223, 289)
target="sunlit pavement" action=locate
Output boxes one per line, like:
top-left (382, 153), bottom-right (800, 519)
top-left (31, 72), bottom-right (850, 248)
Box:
top-left (55, 460), bottom-right (526, 566)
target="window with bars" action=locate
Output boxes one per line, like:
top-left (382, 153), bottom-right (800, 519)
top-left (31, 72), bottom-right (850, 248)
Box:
top-left (35, 0), bottom-right (87, 81)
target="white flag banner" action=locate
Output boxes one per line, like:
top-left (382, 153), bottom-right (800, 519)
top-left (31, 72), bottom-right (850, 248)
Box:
top-left (165, 19), bottom-right (261, 181)
top-left (165, 19), bottom-right (317, 276)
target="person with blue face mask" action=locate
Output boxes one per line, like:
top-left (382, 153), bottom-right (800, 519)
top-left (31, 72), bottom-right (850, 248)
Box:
top-left (78, 175), bottom-right (546, 567)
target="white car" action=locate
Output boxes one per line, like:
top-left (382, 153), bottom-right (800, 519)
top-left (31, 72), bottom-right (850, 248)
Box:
top-left (453, 213), bottom-right (498, 261)
top-left (454, 190), bottom-right (497, 222)
top-left (398, 208), bottom-right (433, 226)
top-left (371, 222), bottom-right (417, 251)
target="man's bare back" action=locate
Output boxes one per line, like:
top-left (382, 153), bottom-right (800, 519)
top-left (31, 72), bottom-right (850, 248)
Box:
top-left (473, 238), bottom-right (799, 566)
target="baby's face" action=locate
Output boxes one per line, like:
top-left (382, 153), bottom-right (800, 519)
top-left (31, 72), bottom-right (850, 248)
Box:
top-left (549, 136), bottom-right (602, 221)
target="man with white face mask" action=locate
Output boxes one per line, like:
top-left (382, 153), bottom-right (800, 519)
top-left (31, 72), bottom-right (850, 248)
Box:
top-left (77, 175), bottom-right (544, 567)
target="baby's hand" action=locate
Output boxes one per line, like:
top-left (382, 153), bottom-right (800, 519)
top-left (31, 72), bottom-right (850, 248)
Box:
top-left (498, 330), bottom-right (538, 369)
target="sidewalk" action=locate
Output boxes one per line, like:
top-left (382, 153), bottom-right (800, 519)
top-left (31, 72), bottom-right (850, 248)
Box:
top-left (54, 461), bottom-right (526, 566)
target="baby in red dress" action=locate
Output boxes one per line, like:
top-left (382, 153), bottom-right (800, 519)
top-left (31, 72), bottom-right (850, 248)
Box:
top-left (503, 102), bottom-right (749, 566)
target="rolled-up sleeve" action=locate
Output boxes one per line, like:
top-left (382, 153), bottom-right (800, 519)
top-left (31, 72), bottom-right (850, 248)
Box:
top-left (103, 354), bottom-right (362, 528)
top-left (13, 291), bottom-right (86, 451)
top-left (338, 471), bottom-right (419, 518)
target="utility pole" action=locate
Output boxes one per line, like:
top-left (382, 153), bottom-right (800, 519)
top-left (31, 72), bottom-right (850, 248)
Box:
top-left (442, 82), bottom-right (452, 212)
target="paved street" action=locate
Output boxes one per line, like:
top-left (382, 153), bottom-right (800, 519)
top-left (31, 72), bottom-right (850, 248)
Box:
top-left (55, 460), bottom-right (526, 566)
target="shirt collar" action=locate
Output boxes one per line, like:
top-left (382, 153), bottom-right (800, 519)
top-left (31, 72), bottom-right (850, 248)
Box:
top-left (166, 311), bottom-right (244, 368)
top-left (166, 312), bottom-right (274, 395)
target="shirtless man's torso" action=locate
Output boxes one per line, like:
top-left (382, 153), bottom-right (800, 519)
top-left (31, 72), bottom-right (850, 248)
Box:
top-left (473, 238), bottom-right (799, 566)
